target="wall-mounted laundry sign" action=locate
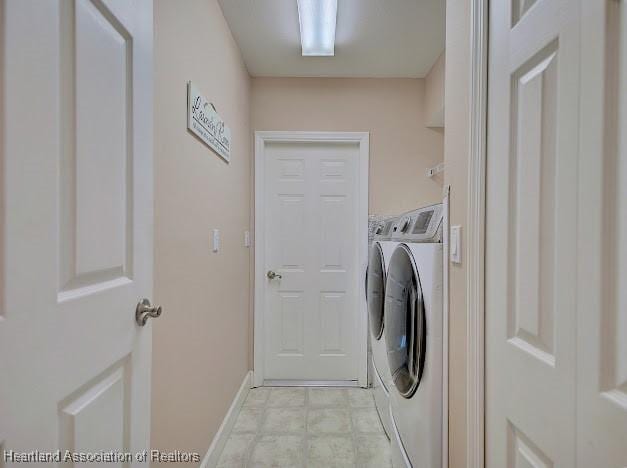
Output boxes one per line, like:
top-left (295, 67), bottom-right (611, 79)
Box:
top-left (187, 82), bottom-right (231, 162)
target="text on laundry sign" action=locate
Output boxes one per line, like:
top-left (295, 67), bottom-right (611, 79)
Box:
top-left (187, 81), bottom-right (231, 162)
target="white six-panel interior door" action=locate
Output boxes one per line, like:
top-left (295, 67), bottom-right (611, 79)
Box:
top-left (254, 132), bottom-right (369, 386)
top-left (486, 0), bottom-right (627, 466)
top-left (0, 0), bottom-right (154, 461)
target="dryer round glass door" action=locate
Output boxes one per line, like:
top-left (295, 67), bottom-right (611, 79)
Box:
top-left (384, 244), bottom-right (426, 399)
top-left (367, 243), bottom-right (386, 340)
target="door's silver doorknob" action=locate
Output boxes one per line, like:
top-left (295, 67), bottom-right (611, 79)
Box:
top-left (267, 270), bottom-right (282, 280)
top-left (136, 298), bottom-right (162, 326)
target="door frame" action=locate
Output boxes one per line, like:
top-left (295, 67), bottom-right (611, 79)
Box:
top-left (466, 0), bottom-right (488, 466)
top-left (252, 131), bottom-right (370, 388)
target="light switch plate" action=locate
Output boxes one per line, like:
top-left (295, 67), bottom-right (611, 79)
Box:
top-left (212, 229), bottom-right (220, 252)
top-left (450, 225), bottom-right (462, 264)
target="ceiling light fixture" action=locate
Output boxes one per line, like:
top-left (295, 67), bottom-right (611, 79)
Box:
top-left (297, 0), bottom-right (337, 56)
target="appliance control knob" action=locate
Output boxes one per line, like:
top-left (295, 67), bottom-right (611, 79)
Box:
top-left (399, 217), bottom-right (411, 233)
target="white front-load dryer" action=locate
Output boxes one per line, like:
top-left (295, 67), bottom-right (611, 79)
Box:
top-left (367, 239), bottom-right (397, 438)
top-left (385, 242), bottom-right (443, 468)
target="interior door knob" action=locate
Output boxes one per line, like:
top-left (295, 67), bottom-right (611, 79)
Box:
top-left (267, 270), bottom-right (282, 280)
top-left (136, 298), bottom-right (162, 326)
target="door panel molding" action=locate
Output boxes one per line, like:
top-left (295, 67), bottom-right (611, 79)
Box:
top-left (253, 131), bottom-right (369, 388)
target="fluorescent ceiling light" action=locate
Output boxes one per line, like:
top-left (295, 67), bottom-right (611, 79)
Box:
top-left (297, 0), bottom-right (337, 56)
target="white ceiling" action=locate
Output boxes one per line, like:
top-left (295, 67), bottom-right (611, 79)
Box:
top-left (218, 0), bottom-right (446, 78)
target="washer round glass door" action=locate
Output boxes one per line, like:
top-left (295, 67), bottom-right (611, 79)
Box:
top-left (367, 242), bottom-right (386, 340)
top-left (384, 244), bottom-right (426, 399)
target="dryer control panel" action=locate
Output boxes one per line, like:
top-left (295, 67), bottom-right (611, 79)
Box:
top-left (391, 203), bottom-right (443, 242)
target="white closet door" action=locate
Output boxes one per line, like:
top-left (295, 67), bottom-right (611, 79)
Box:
top-left (576, 0), bottom-right (627, 465)
top-left (485, 0), bottom-right (580, 465)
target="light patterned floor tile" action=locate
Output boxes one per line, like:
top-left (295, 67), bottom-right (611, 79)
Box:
top-left (215, 387), bottom-right (390, 467)
top-left (307, 435), bottom-right (355, 468)
top-left (248, 435), bottom-right (304, 467)
top-left (231, 407), bottom-right (263, 433)
top-left (351, 407), bottom-right (384, 433)
top-left (355, 434), bottom-right (392, 467)
top-left (243, 387), bottom-right (271, 408)
top-left (216, 433), bottom-right (255, 468)
top-left (346, 388), bottom-right (375, 408)
top-left (308, 388), bottom-right (347, 407)
top-left (307, 408), bottom-right (352, 434)
top-left (262, 407), bottom-right (306, 433)
top-left (266, 387), bottom-right (306, 407)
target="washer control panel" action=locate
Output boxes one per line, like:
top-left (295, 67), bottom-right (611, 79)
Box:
top-left (373, 217), bottom-right (399, 240)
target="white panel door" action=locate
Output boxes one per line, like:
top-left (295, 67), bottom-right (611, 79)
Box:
top-left (262, 139), bottom-right (362, 381)
top-left (486, 0), bottom-right (580, 466)
top-left (0, 0), bottom-right (154, 462)
top-left (577, 0), bottom-right (627, 465)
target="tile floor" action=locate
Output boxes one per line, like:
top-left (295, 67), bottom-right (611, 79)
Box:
top-left (216, 387), bottom-right (392, 468)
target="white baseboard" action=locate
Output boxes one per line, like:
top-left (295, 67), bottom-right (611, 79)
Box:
top-left (200, 370), bottom-right (252, 468)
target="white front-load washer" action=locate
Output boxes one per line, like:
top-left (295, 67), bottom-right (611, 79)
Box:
top-left (385, 204), bottom-right (444, 468)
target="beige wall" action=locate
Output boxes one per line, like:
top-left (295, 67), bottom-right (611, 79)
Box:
top-left (251, 78), bottom-right (444, 215)
top-left (425, 51), bottom-right (446, 128)
top-left (152, 0), bottom-right (252, 463)
top-left (443, 0), bottom-right (472, 466)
